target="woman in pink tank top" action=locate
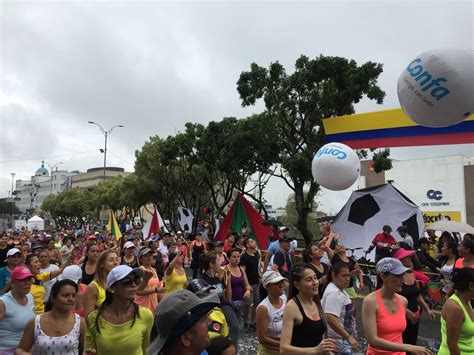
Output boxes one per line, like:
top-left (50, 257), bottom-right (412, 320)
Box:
top-left (362, 257), bottom-right (432, 355)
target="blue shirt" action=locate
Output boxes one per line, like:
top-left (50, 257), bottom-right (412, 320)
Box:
top-left (0, 267), bottom-right (12, 295)
top-left (267, 240), bottom-right (280, 255)
top-left (0, 291), bottom-right (35, 350)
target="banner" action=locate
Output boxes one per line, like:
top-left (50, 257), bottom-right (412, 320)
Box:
top-left (423, 211), bottom-right (461, 225)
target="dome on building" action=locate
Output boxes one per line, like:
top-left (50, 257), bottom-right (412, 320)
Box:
top-left (35, 161), bottom-right (49, 176)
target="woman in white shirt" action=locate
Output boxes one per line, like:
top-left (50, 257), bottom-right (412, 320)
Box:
top-left (256, 271), bottom-right (287, 355)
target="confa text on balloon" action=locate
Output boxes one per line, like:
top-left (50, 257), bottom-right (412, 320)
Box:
top-left (311, 142), bottom-right (360, 191)
top-left (405, 58), bottom-right (450, 103)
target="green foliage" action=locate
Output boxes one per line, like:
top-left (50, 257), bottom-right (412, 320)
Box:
top-left (237, 54), bottom-right (387, 245)
top-left (371, 148), bottom-right (393, 173)
top-left (0, 199), bottom-right (20, 214)
top-left (279, 193), bottom-right (320, 243)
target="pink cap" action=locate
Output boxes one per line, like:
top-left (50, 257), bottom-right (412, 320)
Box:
top-left (393, 248), bottom-right (416, 260)
top-left (10, 266), bottom-right (34, 281)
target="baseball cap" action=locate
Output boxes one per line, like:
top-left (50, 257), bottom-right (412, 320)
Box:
top-left (177, 231), bottom-right (183, 235)
top-left (148, 289), bottom-right (219, 354)
top-left (138, 247), bottom-right (153, 258)
top-left (59, 265), bottom-right (82, 284)
top-left (393, 248), bottom-right (416, 260)
top-left (87, 234), bottom-right (97, 240)
top-left (10, 266), bottom-right (34, 281)
top-left (127, 235), bottom-right (136, 241)
top-left (149, 235), bottom-right (160, 242)
top-left (383, 225), bottom-right (392, 232)
top-left (376, 257), bottom-right (409, 275)
top-left (261, 271), bottom-right (287, 288)
top-left (5, 248), bottom-right (21, 261)
top-left (31, 242), bottom-right (43, 251)
top-left (215, 241), bottom-right (224, 247)
top-left (279, 226), bottom-right (289, 231)
top-left (123, 241), bottom-right (135, 249)
top-left (107, 265), bottom-right (144, 289)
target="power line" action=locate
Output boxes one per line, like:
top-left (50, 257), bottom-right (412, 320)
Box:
top-left (107, 151), bottom-right (135, 167)
top-left (0, 151), bottom-right (95, 164)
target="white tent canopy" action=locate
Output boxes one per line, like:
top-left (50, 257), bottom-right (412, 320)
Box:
top-left (331, 184), bottom-right (424, 260)
top-left (27, 216), bottom-right (45, 231)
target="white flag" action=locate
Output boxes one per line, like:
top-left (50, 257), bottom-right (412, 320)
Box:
top-left (177, 206), bottom-right (194, 233)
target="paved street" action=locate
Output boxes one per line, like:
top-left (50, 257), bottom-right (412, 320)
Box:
top-left (239, 298), bottom-right (442, 354)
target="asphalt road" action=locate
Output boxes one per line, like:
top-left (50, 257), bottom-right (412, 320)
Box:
top-left (239, 298), bottom-right (442, 354)
top-left (184, 268), bottom-right (442, 354)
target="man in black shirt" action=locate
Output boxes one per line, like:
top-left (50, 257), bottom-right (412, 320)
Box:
top-left (240, 237), bottom-right (261, 330)
top-left (0, 234), bottom-right (13, 268)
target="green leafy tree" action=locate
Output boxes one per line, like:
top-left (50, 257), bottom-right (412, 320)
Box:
top-left (0, 199), bottom-right (20, 214)
top-left (279, 193), bottom-right (320, 241)
top-left (237, 55), bottom-right (388, 246)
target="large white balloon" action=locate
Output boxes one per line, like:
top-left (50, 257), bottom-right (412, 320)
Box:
top-left (312, 143), bottom-right (360, 191)
top-left (397, 47), bottom-right (474, 127)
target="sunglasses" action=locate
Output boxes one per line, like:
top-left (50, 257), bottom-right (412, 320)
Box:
top-left (117, 276), bottom-right (141, 287)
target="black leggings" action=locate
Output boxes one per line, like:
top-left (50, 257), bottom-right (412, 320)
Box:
top-left (403, 317), bottom-right (420, 352)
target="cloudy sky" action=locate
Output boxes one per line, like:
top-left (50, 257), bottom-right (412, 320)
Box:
top-left (1, 0), bottom-right (473, 214)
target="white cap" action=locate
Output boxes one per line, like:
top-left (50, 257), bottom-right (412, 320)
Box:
top-left (107, 265), bottom-right (144, 289)
top-left (5, 248), bottom-right (21, 261)
top-left (59, 265), bottom-right (82, 284)
top-left (123, 241), bottom-right (135, 249)
top-left (261, 270), bottom-right (287, 288)
top-left (279, 226), bottom-right (289, 231)
top-left (177, 231), bottom-right (183, 234)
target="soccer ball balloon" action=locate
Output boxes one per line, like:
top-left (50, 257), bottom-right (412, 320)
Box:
top-left (312, 143), bottom-right (360, 191)
top-left (397, 47), bottom-right (474, 127)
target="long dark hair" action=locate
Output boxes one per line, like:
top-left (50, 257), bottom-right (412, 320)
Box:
top-left (91, 289), bottom-right (141, 334)
top-left (45, 279), bottom-right (78, 312)
top-left (83, 243), bottom-right (100, 266)
top-left (302, 243), bottom-right (319, 264)
top-left (199, 252), bottom-right (217, 275)
top-left (289, 263), bottom-right (327, 333)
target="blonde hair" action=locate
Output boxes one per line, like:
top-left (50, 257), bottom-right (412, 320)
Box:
top-left (94, 249), bottom-right (118, 287)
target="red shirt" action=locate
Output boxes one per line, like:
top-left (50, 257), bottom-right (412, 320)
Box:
top-left (371, 233), bottom-right (397, 252)
top-left (224, 242), bottom-right (232, 253)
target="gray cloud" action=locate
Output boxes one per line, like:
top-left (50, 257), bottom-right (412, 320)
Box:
top-left (1, 0), bottom-right (472, 212)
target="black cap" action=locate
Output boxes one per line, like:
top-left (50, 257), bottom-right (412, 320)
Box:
top-left (383, 225), bottom-right (392, 232)
top-left (215, 241), bottom-right (224, 247)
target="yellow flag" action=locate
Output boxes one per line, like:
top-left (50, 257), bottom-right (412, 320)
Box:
top-left (107, 210), bottom-right (122, 240)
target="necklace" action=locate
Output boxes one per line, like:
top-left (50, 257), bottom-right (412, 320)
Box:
top-left (45, 313), bottom-right (71, 336)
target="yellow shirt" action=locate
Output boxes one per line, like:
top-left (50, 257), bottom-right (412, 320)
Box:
top-left (85, 306), bottom-right (153, 355)
top-left (90, 280), bottom-right (106, 308)
top-left (164, 268), bottom-right (187, 295)
top-left (31, 272), bottom-right (50, 314)
top-left (428, 237), bottom-right (439, 259)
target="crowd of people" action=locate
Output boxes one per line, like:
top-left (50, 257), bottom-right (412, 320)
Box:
top-left (0, 222), bottom-right (473, 355)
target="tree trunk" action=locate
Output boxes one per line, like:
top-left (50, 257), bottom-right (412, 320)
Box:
top-left (293, 181), bottom-right (319, 248)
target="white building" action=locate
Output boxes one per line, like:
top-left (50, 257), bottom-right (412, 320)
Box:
top-left (13, 161), bottom-right (79, 213)
top-left (360, 155), bottom-right (474, 225)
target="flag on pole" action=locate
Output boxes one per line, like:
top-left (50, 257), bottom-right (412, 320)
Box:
top-left (107, 210), bottom-right (122, 240)
top-left (177, 206), bottom-right (194, 233)
top-left (142, 207), bottom-right (167, 239)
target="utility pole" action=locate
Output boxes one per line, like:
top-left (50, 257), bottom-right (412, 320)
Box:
top-left (88, 121), bottom-right (124, 180)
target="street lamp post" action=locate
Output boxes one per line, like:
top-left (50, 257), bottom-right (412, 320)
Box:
top-left (45, 162), bottom-right (63, 194)
top-left (88, 121), bottom-right (124, 180)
